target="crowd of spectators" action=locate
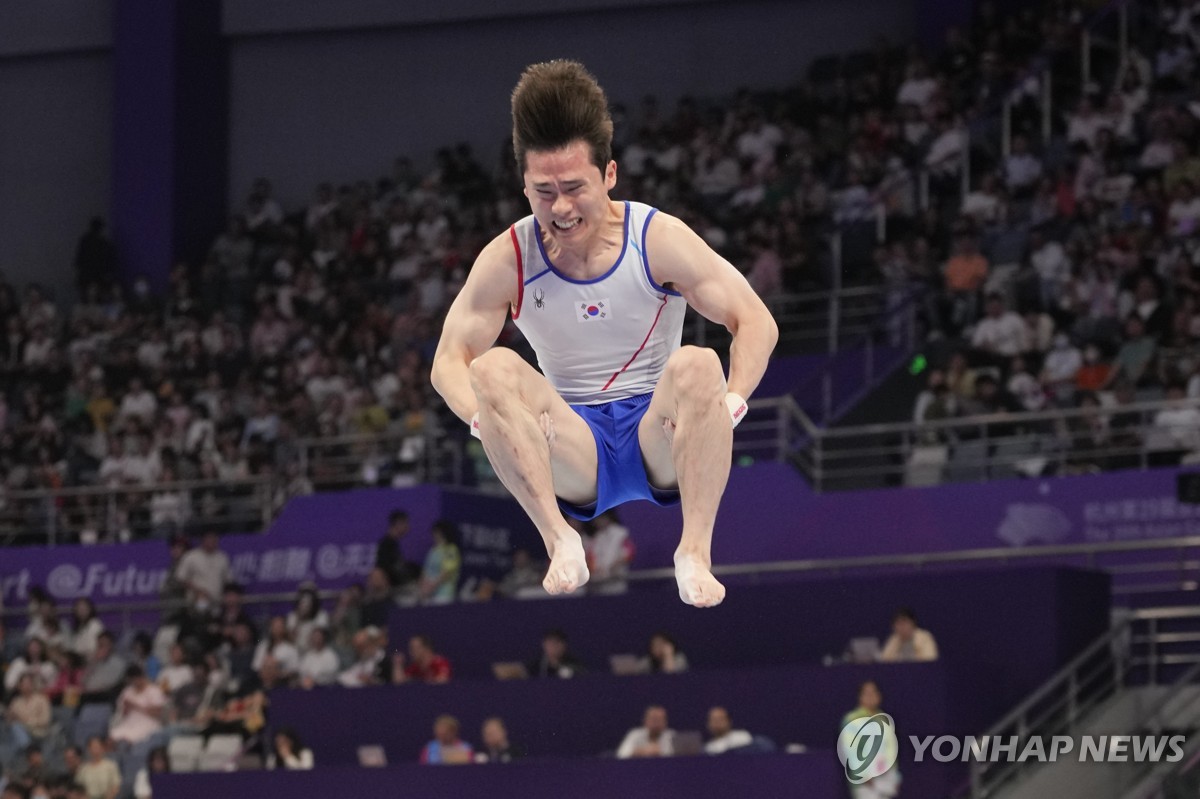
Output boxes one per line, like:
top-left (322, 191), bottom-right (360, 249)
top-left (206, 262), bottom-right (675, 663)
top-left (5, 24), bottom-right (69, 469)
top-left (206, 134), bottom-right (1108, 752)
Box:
top-left (895, 0), bottom-right (1200, 474)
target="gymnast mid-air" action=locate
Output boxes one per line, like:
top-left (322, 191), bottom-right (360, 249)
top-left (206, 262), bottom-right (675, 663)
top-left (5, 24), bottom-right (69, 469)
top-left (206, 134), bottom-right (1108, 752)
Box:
top-left (431, 60), bottom-right (778, 607)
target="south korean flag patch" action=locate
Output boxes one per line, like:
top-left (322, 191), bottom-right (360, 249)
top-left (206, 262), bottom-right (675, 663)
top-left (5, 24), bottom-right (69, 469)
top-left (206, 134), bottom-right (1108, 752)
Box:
top-left (577, 298), bottom-right (611, 322)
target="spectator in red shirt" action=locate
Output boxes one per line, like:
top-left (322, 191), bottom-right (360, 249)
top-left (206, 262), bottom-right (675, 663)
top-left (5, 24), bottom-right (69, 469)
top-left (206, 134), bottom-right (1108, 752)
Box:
top-left (392, 635), bottom-right (451, 684)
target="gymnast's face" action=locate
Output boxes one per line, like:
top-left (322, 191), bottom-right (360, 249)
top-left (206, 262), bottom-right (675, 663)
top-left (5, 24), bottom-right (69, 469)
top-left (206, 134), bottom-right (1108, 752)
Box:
top-left (523, 140), bottom-right (617, 251)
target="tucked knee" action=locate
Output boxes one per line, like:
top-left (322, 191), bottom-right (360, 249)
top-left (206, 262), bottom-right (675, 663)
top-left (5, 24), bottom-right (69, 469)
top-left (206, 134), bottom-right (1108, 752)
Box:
top-left (666, 346), bottom-right (725, 399)
top-left (469, 349), bottom-right (522, 404)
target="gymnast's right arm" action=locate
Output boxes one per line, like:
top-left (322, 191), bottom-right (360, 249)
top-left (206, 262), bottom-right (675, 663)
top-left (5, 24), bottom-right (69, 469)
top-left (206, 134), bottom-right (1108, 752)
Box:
top-left (430, 233), bottom-right (517, 424)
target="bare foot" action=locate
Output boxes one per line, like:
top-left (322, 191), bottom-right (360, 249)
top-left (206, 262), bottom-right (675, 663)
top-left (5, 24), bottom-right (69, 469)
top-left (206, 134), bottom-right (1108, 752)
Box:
top-left (544, 534), bottom-right (589, 595)
top-left (674, 553), bottom-right (726, 607)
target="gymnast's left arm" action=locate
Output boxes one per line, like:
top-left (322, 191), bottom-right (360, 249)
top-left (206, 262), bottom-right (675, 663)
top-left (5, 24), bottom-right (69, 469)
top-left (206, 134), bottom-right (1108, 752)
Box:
top-left (644, 212), bottom-right (779, 401)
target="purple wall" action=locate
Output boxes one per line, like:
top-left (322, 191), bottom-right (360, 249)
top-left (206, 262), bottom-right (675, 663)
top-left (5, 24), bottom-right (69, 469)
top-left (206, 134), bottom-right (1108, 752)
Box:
top-left (112, 0), bottom-right (228, 292)
top-left (621, 463), bottom-right (1200, 571)
top-left (154, 752), bottom-right (843, 799)
top-left (111, 0), bottom-right (175, 292)
top-left (384, 568), bottom-right (1108, 700)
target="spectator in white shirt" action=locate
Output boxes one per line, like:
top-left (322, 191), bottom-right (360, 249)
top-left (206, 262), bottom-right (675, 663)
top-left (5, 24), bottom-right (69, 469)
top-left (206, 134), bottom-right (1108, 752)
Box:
top-left (286, 587), bottom-right (329, 654)
top-left (252, 616), bottom-right (300, 678)
top-left (1140, 126), bottom-right (1177, 171)
top-left (1007, 356), bottom-right (1047, 412)
top-left (268, 729), bottom-right (314, 771)
top-left (305, 358), bottom-right (347, 408)
top-left (111, 665), bottom-right (167, 745)
top-left (925, 116), bottom-right (966, 177)
top-left (157, 644), bottom-right (194, 693)
top-left (176, 532), bottom-right (232, 608)
top-left (621, 129), bottom-right (654, 178)
top-left (135, 330), bottom-right (168, 370)
top-left (22, 327), bottom-right (53, 367)
top-left (896, 60), bottom-right (938, 111)
top-left (1149, 383), bottom-right (1200, 456)
top-left (1066, 96), bottom-right (1112, 151)
top-left (1029, 230), bottom-right (1071, 309)
top-left (694, 146), bottom-right (740, 202)
top-left (242, 395), bottom-right (280, 447)
top-left (1041, 334), bottom-right (1083, 403)
top-left (298, 629), bottom-right (340, 688)
top-left (616, 706), bottom-right (676, 759)
top-left (735, 113), bottom-right (783, 171)
top-left (338, 627), bottom-right (387, 688)
top-left (118, 378), bottom-right (158, 425)
top-left (971, 294), bottom-right (1028, 358)
top-left (960, 173), bottom-right (1005, 226)
top-left (1004, 135), bottom-right (1042, 195)
top-left (249, 304), bottom-right (289, 360)
top-left (122, 436), bottom-right (163, 485)
top-left (98, 438), bottom-right (128, 487)
top-left (579, 510), bottom-right (632, 594)
top-left (729, 169), bottom-right (766, 210)
top-left (1167, 180), bottom-right (1200, 238)
top-left (68, 599), bottom-right (105, 659)
top-left (704, 707), bottom-right (753, 755)
top-left (879, 607), bottom-right (939, 662)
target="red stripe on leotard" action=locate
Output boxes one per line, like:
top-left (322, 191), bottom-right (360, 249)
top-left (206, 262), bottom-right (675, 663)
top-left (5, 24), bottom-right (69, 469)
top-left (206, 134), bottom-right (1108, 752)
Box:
top-left (601, 295), bottom-right (668, 391)
top-left (509, 225), bottom-right (524, 320)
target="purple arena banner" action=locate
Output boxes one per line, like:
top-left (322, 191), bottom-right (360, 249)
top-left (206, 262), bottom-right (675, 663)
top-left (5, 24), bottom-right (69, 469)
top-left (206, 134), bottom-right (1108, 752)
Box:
top-left (0, 466), bottom-right (1194, 607)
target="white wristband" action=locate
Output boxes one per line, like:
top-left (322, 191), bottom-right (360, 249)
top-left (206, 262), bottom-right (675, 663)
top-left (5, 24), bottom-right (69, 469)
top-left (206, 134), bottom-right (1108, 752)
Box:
top-left (469, 413), bottom-right (481, 439)
top-left (725, 392), bottom-right (748, 429)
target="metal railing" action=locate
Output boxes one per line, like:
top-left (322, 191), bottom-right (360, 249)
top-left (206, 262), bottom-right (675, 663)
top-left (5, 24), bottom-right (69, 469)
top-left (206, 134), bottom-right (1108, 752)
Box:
top-left (297, 427), bottom-right (468, 492)
top-left (691, 284), bottom-right (895, 353)
top-left (624, 534), bottom-right (1200, 603)
top-left (0, 477), bottom-right (273, 547)
top-left (969, 606), bottom-right (1200, 799)
top-left (0, 589), bottom-right (341, 644)
top-left (795, 396), bottom-right (1200, 493)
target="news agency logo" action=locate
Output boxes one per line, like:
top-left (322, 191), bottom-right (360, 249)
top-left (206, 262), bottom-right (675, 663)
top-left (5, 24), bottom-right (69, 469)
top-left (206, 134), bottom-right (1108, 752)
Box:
top-left (837, 713), bottom-right (899, 784)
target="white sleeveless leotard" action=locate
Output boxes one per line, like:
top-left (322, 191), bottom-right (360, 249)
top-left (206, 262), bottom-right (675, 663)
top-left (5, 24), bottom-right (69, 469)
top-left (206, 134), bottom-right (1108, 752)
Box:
top-left (508, 201), bottom-right (686, 405)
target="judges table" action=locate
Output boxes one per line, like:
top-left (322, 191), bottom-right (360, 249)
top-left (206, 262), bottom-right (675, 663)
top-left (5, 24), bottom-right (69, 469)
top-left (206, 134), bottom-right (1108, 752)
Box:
top-left (153, 751), bottom-right (843, 799)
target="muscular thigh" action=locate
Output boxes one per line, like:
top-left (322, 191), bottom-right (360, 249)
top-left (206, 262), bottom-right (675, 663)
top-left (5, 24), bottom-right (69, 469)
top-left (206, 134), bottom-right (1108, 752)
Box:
top-left (474, 348), bottom-right (598, 504)
top-left (638, 373), bottom-right (682, 492)
top-left (637, 345), bottom-right (727, 490)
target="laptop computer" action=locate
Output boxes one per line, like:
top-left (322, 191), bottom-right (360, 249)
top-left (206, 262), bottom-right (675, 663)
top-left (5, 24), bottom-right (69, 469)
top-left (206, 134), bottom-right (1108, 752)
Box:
top-left (608, 654), bottom-right (644, 676)
top-left (357, 745), bottom-right (387, 767)
top-left (673, 731), bottom-right (704, 756)
top-left (848, 637), bottom-right (881, 663)
top-left (492, 661), bottom-right (530, 680)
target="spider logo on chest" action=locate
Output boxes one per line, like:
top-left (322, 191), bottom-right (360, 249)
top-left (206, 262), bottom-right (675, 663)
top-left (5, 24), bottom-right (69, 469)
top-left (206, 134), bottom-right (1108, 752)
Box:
top-left (533, 289), bottom-right (546, 309)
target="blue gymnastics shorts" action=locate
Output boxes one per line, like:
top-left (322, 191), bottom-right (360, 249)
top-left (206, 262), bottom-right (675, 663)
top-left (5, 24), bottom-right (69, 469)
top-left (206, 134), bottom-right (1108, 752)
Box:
top-left (557, 392), bottom-right (681, 522)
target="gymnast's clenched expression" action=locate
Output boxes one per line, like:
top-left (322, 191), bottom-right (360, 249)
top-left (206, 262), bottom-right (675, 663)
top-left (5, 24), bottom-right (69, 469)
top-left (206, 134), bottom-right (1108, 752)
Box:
top-left (523, 140), bottom-right (619, 255)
